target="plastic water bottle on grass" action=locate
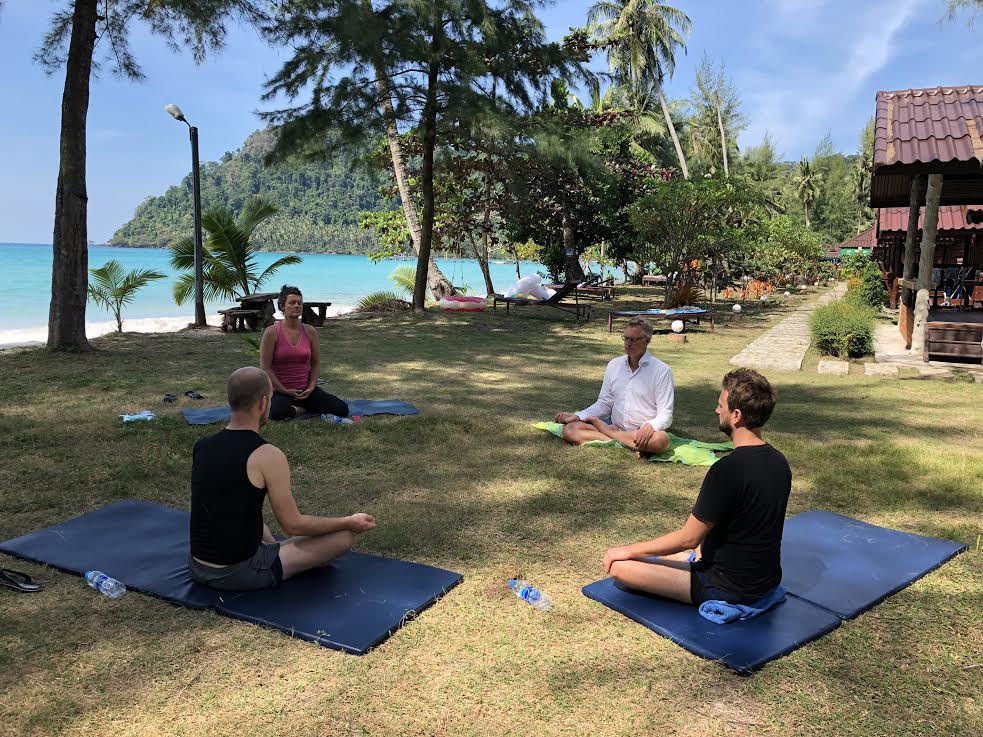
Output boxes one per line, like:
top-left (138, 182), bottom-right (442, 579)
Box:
top-left (321, 414), bottom-right (354, 425)
top-left (508, 579), bottom-right (552, 611)
top-left (85, 571), bottom-right (126, 599)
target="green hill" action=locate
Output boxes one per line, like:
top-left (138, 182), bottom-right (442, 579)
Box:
top-left (109, 129), bottom-right (388, 253)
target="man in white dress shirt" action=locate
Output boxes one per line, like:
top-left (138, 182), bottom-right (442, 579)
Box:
top-left (554, 318), bottom-right (674, 457)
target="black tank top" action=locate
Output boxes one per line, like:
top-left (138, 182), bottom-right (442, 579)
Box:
top-left (190, 429), bottom-right (269, 564)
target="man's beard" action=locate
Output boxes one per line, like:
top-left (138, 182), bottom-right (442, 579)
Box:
top-left (719, 418), bottom-right (733, 436)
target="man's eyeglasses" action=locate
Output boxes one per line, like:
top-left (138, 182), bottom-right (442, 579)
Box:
top-left (622, 336), bottom-right (648, 344)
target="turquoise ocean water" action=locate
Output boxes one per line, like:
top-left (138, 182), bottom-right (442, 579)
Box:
top-left (0, 243), bottom-right (547, 332)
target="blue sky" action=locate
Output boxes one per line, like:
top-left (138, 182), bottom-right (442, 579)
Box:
top-left (1, 0), bottom-right (980, 243)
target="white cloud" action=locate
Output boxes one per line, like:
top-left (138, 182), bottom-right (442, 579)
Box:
top-left (740, 0), bottom-right (925, 157)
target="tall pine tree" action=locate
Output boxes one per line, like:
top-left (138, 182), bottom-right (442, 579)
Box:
top-left (262, 0), bottom-right (576, 309)
top-left (36, 0), bottom-right (267, 350)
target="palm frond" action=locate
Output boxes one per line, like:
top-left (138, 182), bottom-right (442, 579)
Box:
top-left (255, 254), bottom-right (303, 291)
top-left (237, 196), bottom-right (279, 237)
top-left (389, 266), bottom-right (418, 297)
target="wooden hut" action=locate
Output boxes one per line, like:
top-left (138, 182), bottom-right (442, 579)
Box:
top-left (871, 86), bottom-right (983, 363)
top-left (875, 205), bottom-right (983, 310)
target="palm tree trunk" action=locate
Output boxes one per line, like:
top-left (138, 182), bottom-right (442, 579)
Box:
top-left (561, 199), bottom-right (584, 283)
top-left (48, 0), bottom-right (98, 351)
top-left (470, 234), bottom-right (495, 295)
top-left (659, 93), bottom-right (689, 180)
top-left (374, 71), bottom-right (455, 299)
top-left (716, 104), bottom-right (729, 177)
top-left (413, 45), bottom-right (440, 311)
top-left (804, 203), bottom-right (811, 229)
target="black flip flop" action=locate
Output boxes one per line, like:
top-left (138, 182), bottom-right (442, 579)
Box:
top-left (0, 568), bottom-right (44, 593)
top-left (184, 391), bottom-right (204, 400)
top-left (162, 393), bottom-right (177, 403)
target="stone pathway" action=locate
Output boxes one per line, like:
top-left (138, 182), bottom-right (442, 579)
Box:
top-left (729, 283), bottom-right (847, 372)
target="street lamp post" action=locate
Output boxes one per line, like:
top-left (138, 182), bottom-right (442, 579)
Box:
top-left (165, 103), bottom-right (206, 327)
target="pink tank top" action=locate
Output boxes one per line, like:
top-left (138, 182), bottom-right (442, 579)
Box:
top-left (271, 321), bottom-right (312, 391)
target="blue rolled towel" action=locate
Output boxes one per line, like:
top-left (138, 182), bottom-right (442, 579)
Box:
top-left (698, 585), bottom-right (787, 625)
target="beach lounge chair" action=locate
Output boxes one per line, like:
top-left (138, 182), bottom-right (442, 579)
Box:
top-left (492, 282), bottom-right (591, 321)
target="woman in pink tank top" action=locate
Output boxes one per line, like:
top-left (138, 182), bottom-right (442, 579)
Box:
top-left (259, 285), bottom-right (349, 421)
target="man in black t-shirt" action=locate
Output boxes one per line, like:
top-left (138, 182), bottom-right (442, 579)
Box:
top-left (603, 368), bottom-right (791, 605)
top-left (189, 367), bottom-right (376, 591)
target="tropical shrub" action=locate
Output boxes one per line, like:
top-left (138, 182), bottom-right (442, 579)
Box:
top-left (170, 197), bottom-right (301, 305)
top-left (810, 300), bottom-right (876, 357)
top-left (87, 259), bottom-right (166, 332)
top-left (841, 251), bottom-right (887, 309)
top-left (354, 291), bottom-right (412, 312)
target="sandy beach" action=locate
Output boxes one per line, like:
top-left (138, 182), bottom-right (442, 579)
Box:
top-left (0, 306), bottom-right (354, 350)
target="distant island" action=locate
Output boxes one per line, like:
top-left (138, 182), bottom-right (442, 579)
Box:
top-left (109, 129), bottom-right (391, 254)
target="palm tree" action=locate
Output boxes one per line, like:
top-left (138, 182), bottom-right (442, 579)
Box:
top-left (169, 197), bottom-right (301, 305)
top-left (588, 0), bottom-right (692, 178)
top-left (87, 259), bottom-right (166, 332)
top-left (793, 159), bottom-right (822, 229)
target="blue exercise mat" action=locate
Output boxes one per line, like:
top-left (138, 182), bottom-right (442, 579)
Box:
top-left (0, 500), bottom-right (462, 654)
top-left (780, 510), bottom-right (967, 619)
top-left (180, 399), bottom-right (421, 425)
top-left (582, 578), bottom-right (840, 674)
top-left (215, 551), bottom-right (463, 655)
top-left (583, 510), bottom-right (966, 672)
top-left (0, 499), bottom-right (220, 609)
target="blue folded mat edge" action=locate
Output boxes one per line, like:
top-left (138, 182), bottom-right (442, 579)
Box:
top-left (214, 564), bottom-right (464, 656)
top-left (181, 399), bottom-right (421, 425)
top-left (0, 500), bottom-right (464, 654)
top-left (781, 509), bottom-right (969, 620)
top-left (581, 579), bottom-right (842, 675)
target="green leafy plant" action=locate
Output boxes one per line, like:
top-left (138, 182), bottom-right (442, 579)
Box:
top-left (810, 300), bottom-right (876, 357)
top-left (240, 335), bottom-right (261, 356)
top-left (87, 259), bottom-right (166, 332)
top-left (169, 197), bottom-right (301, 305)
top-left (841, 251), bottom-right (887, 309)
top-left (355, 291), bottom-right (412, 312)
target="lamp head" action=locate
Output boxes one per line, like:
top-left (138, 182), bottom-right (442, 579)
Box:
top-left (165, 104), bottom-right (186, 123)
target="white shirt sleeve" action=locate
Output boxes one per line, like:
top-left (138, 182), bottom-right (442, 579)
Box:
top-left (644, 365), bottom-right (674, 431)
top-left (576, 361), bottom-right (615, 421)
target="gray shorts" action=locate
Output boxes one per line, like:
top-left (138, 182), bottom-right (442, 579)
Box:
top-left (188, 542), bottom-right (284, 591)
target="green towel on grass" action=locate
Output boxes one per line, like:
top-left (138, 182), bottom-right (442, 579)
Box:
top-left (532, 422), bottom-right (733, 466)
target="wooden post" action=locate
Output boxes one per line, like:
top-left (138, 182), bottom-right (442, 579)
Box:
top-left (910, 173), bottom-right (943, 358)
top-left (900, 175), bottom-right (924, 305)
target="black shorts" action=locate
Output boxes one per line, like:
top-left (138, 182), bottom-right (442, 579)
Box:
top-left (689, 562), bottom-right (762, 605)
top-left (189, 542), bottom-right (284, 591)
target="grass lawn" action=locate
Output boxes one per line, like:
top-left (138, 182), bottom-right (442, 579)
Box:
top-left (0, 288), bottom-right (980, 737)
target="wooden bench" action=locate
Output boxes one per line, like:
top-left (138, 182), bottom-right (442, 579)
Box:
top-left (924, 321), bottom-right (983, 363)
top-left (302, 301), bottom-right (332, 327)
top-left (641, 275), bottom-right (667, 286)
top-left (218, 308), bottom-right (262, 333)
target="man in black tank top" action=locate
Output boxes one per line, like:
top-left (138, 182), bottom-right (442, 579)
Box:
top-left (601, 369), bottom-right (791, 605)
top-left (189, 367), bottom-right (377, 591)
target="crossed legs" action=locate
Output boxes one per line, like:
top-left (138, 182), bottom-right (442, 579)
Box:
top-left (263, 523), bottom-right (355, 581)
top-left (561, 419), bottom-right (670, 456)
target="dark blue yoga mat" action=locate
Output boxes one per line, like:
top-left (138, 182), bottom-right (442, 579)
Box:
top-left (582, 578), bottom-right (840, 674)
top-left (0, 499), bottom-right (220, 609)
top-left (1, 500), bottom-right (462, 654)
top-left (215, 551), bottom-right (463, 655)
top-left (181, 399), bottom-right (420, 425)
top-left (780, 510), bottom-right (968, 619)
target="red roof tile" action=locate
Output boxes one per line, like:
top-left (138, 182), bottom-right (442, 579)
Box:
top-left (874, 86), bottom-right (983, 169)
top-left (835, 226), bottom-right (878, 249)
top-left (878, 205), bottom-right (983, 232)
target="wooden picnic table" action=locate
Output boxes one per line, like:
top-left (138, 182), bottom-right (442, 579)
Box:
top-left (238, 292), bottom-right (279, 330)
top-left (219, 293), bottom-right (334, 331)
top-left (302, 301), bottom-right (332, 327)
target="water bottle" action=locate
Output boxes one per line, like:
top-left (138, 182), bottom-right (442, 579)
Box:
top-left (321, 414), bottom-right (354, 425)
top-left (508, 579), bottom-right (552, 611)
top-left (85, 571), bottom-right (126, 599)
